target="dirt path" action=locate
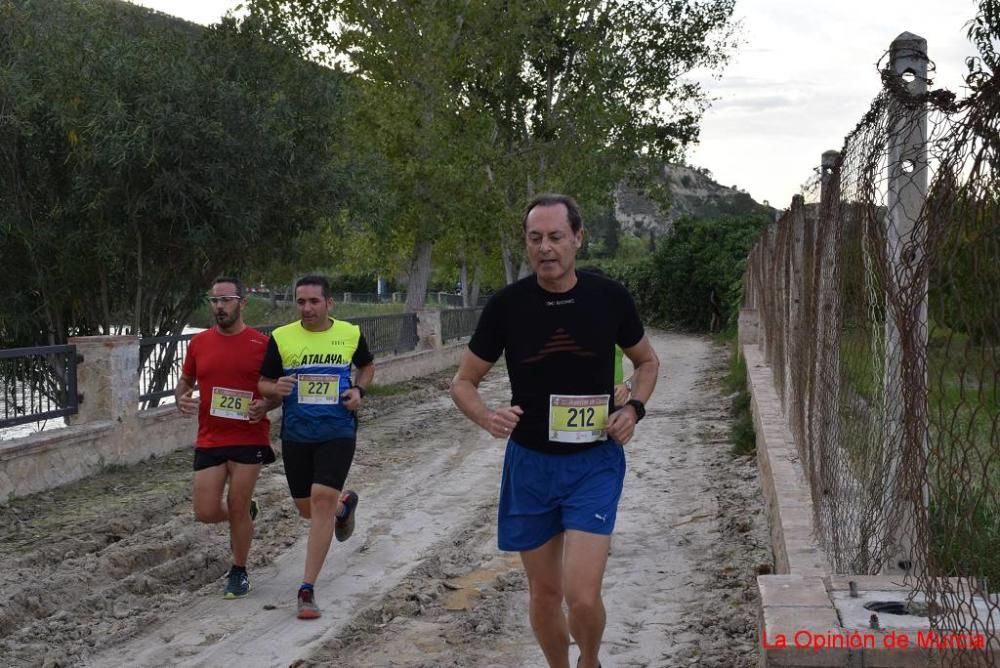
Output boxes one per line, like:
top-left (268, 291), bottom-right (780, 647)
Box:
top-left (0, 332), bottom-right (769, 668)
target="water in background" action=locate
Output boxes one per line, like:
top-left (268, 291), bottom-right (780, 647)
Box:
top-left (0, 326), bottom-right (206, 442)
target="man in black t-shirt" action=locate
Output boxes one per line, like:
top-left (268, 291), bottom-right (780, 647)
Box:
top-left (450, 193), bottom-right (659, 668)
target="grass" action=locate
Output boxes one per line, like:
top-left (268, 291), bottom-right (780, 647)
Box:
top-left (364, 382), bottom-right (413, 397)
top-left (834, 323), bottom-right (1000, 584)
top-left (929, 492), bottom-right (1000, 591)
top-left (724, 338), bottom-right (756, 456)
top-left (187, 295), bottom-right (405, 329)
top-left (839, 324), bottom-right (881, 402)
top-left (925, 330), bottom-right (1000, 586)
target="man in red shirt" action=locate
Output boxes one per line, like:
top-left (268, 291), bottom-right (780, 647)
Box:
top-left (176, 277), bottom-right (279, 599)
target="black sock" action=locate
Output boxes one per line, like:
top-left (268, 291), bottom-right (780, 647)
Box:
top-left (230, 564), bottom-right (247, 575)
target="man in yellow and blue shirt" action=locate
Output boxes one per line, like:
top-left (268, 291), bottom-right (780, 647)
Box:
top-left (259, 275), bottom-right (374, 620)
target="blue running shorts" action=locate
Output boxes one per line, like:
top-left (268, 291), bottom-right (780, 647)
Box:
top-left (497, 438), bottom-right (626, 552)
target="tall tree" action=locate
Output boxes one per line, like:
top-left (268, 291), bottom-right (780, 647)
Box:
top-left (0, 0), bottom-right (351, 345)
top-left (250, 0), bottom-right (494, 310)
top-left (247, 0), bottom-right (738, 293)
top-left (463, 0), bottom-right (738, 278)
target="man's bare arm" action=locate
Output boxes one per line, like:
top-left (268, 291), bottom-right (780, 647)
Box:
top-left (606, 336), bottom-right (659, 443)
top-left (622, 336), bottom-right (658, 405)
top-left (175, 374), bottom-right (199, 416)
top-left (259, 375), bottom-right (296, 400)
top-left (341, 362), bottom-right (375, 411)
top-left (450, 350), bottom-right (522, 438)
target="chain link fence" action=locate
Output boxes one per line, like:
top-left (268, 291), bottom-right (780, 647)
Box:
top-left (744, 26), bottom-right (999, 664)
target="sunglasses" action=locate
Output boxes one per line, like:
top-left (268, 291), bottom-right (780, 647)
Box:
top-left (206, 296), bottom-right (241, 305)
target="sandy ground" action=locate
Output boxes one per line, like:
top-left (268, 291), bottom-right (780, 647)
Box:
top-left (0, 331), bottom-right (770, 668)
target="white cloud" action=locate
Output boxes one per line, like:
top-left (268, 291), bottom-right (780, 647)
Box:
top-left (133, 0), bottom-right (982, 209)
top-left (687, 0), bottom-right (981, 207)
top-left (128, 0), bottom-right (240, 26)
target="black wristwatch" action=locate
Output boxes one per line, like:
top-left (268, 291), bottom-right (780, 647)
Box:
top-left (625, 399), bottom-right (646, 422)
top-left (351, 384), bottom-right (367, 398)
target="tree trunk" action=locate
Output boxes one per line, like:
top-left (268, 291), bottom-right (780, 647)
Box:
top-left (517, 260), bottom-right (531, 279)
top-left (459, 257), bottom-right (470, 307)
top-left (470, 264), bottom-right (482, 306)
top-left (132, 224), bottom-right (143, 336)
top-left (501, 238), bottom-right (516, 285)
top-left (404, 240), bottom-right (434, 312)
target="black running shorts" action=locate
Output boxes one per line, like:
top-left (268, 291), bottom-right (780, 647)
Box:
top-left (281, 438), bottom-right (357, 498)
top-left (193, 445), bottom-right (276, 471)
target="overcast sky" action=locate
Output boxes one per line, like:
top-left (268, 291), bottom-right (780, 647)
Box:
top-left (134, 0), bottom-right (983, 208)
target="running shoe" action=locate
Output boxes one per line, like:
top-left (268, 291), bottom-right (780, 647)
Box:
top-left (297, 587), bottom-right (321, 619)
top-left (223, 569), bottom-right (251, 599)
top-left (334, 490), bottom-right (359, 542)
top-left (250, 498), bottom-right (259, 522)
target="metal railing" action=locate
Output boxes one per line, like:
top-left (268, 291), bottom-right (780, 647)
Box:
top-left (255, 315), bottom-right (420, 356)
top-left (429, 292), bottom-right (490, 308)
top-left (339, 292), bottom-right (386, 304)
top-left (251, 315), bottom-right (418, 359)
top-left (346, 312), bottom-right (419, 355)
top-left (135, 313), bottom-right (420, 409)
top-left (0, 311), bottom-right (425, 427)
top-left (0, 345), bottom-right (79, 429)
top-left (260, 290), bottom-right (488, 308)
top-left (337, 291), bottom-right (484, 307)
top-left (138, 333), bottom-right (196, 408)
top-left (441, 307), bottom-right (483, 343)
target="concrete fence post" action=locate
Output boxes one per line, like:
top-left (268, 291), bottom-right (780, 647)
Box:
top-left (778, 197), bottom-right (805, 412)
top-left (814, 149), bottom-right (844, 560)
top-left (415, 309), bottom-right (443, 351)
top-left (66, 336), bottom-right (140, 427)
top-left (786, 196), bottom-right (807, 437)
top-left (759, 225), bottom-right (774, 363)
top-left (882, 31), bottom-right (929, 575)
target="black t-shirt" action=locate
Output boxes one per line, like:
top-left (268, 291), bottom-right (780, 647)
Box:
top-left (469, 271), bottom-right (644, 454)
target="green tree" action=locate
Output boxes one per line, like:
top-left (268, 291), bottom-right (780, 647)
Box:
top-left (249, 1), bottom-right (492, 311)
top-left (247, 0), bottom-right (738, 297)
top-left (463, 0), bottom-right (738, 279)
top-left (617, 215), bottom-right (768, 331)
top-left (0, 0), bottom-right (351, 346)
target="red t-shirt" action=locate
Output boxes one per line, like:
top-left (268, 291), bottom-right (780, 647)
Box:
top-left (181, 327), bottom-right (271, 448)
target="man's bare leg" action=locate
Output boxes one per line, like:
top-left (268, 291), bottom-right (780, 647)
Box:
top-left (520, 533), bottom-right (571, 668)
top-left (225, 461), bottom-right (262, 567)
top-left (302, 483), bottom-right (341, 584)
top-left (192, 464), bottom-right (229, 524)
top-left (563, 530), bottom-right (612, 668)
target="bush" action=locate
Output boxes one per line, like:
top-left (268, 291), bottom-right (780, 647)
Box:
top-left (726, 344), bottom-right (756, 455)
top-left (608, 215), bottom-right (768, 331)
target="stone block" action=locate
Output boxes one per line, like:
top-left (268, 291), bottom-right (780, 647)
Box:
top-left (759, 575), bottom-right (832, 608)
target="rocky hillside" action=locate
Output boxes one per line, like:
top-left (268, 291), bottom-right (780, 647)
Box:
top-left (615, 164), bottom-right (776, 238)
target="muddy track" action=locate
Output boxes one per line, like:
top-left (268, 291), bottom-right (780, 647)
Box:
top-left (0, 332), bottom-right (770, 668)
top-left (0, 371), bottom-right (466, 667)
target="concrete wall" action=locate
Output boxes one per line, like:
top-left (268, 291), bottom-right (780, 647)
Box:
top-left (374, 341), bottom-right (465, 385)
top-left (0, 317), bottom-right (469, 503)
top-left (740, 307), bottom-right (998, 667)
top-left (743, 341), bottom-right (827, 578)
